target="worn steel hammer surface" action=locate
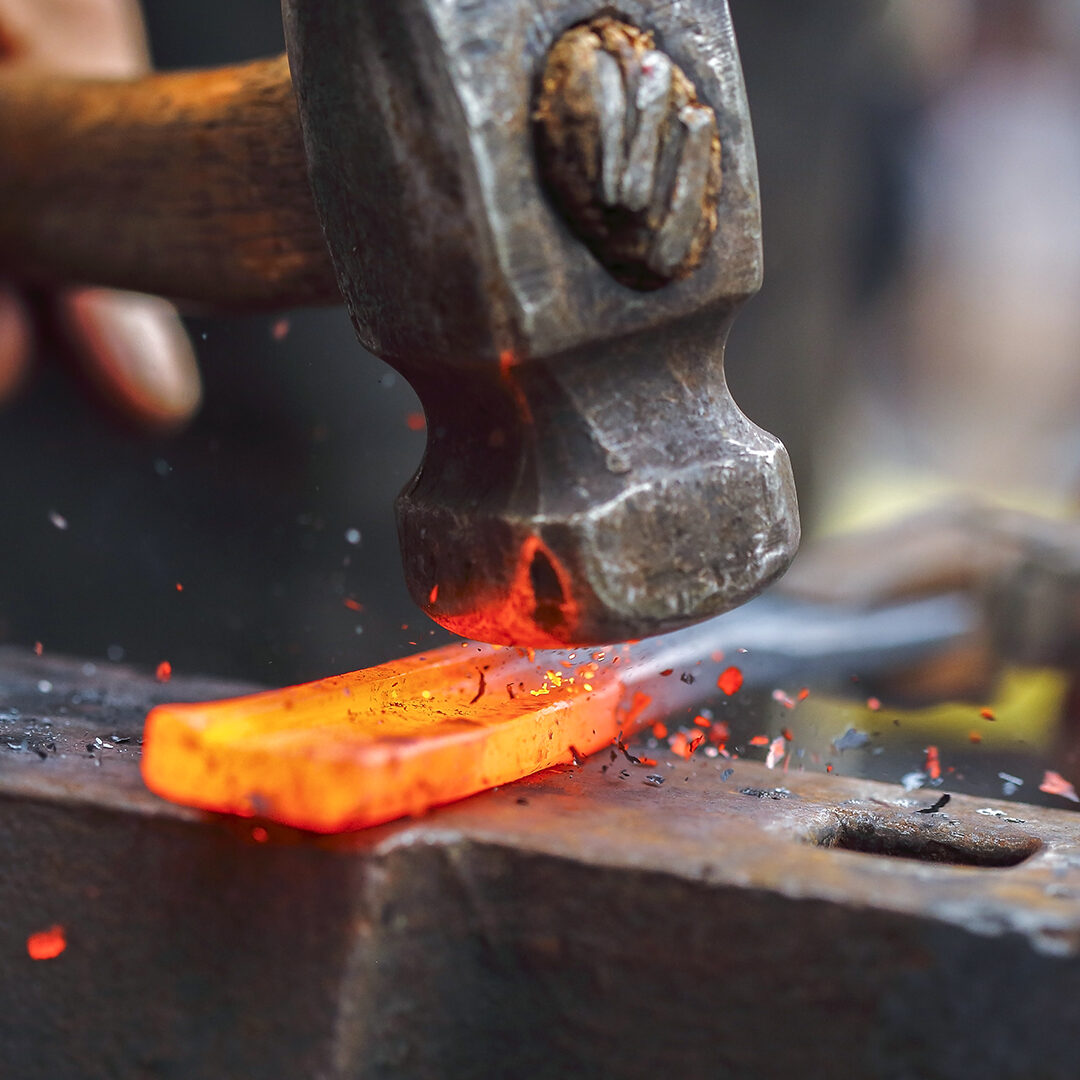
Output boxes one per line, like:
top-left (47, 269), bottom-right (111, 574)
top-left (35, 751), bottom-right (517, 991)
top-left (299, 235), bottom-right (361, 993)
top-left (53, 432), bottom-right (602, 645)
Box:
top-left (0, 1), bottom-right (799, 647)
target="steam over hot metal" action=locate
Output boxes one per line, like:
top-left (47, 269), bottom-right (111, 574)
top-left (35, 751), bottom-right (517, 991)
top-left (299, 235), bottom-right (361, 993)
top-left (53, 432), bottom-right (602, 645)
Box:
top-left (142, 616), bottom-right (752, 833)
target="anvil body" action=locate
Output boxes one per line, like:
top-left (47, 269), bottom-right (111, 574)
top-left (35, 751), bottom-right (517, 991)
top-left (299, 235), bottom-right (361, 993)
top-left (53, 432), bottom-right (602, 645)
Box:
top-left (3, 647), bottom-right (1080, 1079)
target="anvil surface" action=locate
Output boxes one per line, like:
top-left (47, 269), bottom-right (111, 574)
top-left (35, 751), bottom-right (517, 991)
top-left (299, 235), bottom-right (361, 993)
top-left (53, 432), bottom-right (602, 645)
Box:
top-left (3, 646), bottom-right (1080, 1080)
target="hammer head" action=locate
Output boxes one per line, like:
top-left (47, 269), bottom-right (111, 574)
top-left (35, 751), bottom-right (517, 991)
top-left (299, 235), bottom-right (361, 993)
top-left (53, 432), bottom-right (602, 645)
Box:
top-left (283, 0), bottom-right (799, 647)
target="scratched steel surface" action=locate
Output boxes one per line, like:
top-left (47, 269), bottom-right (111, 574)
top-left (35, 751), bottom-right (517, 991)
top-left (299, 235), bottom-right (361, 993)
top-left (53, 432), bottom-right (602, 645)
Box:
top-left (2, 645), bottom-right (1080, 1079)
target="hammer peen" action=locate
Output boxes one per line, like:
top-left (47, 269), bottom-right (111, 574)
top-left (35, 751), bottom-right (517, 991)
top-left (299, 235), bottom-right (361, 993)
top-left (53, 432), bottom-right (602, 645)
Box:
top-left (0, 1), bottom-right (799, 648)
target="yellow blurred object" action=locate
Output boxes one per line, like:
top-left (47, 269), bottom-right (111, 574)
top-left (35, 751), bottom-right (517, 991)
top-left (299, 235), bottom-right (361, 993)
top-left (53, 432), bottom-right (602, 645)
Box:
top-left (805, 666), bottom-right (1069, 752)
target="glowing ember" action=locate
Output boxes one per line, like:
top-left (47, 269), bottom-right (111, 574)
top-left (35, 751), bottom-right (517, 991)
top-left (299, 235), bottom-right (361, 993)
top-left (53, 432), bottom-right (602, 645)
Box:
top-left (1040, 770), bottom-right (1080, 803)
top-left (669, 731), bottom-right (703, 759)
top-left (156, 661), bottom-right (172, 684)
top-left (717, 666), bottom-right (743, 696)
top-left (27, 925), bottom-right (66, 960)
top-left (925, 745), bottom-right (941, 782)
top-left (406, 411), bottom-right (426, 431)
top-left (866, 697), bottom-right (881, 712)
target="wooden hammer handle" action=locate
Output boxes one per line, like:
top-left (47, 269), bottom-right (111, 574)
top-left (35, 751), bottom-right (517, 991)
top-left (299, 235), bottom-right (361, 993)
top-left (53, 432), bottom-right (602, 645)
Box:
top-left (0, 54), bottom-right (339, 310)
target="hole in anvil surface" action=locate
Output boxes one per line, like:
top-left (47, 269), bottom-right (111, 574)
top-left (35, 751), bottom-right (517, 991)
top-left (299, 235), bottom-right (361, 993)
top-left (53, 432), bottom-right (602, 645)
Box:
top-left (814, 810), bottom-right (1041, 868)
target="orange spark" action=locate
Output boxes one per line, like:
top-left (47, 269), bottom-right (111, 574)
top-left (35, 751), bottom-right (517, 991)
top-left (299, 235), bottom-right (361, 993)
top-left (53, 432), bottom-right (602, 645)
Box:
top-left (866, 697), bottom-right (881, 711)
top-left (709, 720), bottom-right (730, 744)
top-left (669, 731), bottom-right (703, 759)
top-left (406, 411), bottom-right (426, 431)
top-left (748, 735), bottom-right (770, 747)
top-left (925, 745), bottom-right (941, 781)
top-left (33, 641), bottom-right (43, 656)
top-left (717, 666), bottom-right (743, 696)
top-left (156, 661), bottom-right (172, 683)
top-left (980, 708), bottom-right (996, 721)
top-left (344, 598), bottom-right (363, 612)
top-left (27, 925), bottom-right (66, 960)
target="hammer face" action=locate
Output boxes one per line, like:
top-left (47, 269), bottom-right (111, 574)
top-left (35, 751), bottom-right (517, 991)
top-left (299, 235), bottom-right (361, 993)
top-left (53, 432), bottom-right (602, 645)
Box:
top-left (398, 316), bottom-right (800, 647)
top-left (284, 0), bottom-right (798, 646)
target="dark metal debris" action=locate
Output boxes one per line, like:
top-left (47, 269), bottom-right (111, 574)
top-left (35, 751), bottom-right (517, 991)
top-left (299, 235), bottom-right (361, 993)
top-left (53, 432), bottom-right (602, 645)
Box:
top-left (917, 794), bottom-right (951, 815)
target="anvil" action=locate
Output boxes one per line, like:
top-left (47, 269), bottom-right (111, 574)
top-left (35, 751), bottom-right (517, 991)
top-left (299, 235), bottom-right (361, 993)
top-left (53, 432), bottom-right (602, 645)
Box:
top-left (3, 625), bottom-right (1080, 1080)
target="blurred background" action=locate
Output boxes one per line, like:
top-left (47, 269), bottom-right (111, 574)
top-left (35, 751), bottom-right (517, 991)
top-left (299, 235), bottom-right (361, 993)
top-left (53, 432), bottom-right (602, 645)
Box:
top-left (2, 0), bottom-right (1080, 698)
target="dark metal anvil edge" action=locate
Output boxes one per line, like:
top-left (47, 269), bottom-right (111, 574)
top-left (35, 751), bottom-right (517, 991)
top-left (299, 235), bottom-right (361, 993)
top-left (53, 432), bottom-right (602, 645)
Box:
top-left (3, 645), bottom-right (1080, 1080)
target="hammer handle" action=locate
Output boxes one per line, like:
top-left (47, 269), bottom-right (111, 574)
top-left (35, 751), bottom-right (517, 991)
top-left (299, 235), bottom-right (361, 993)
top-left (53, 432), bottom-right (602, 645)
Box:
top-left (0, 55), bottom-right (339, 309)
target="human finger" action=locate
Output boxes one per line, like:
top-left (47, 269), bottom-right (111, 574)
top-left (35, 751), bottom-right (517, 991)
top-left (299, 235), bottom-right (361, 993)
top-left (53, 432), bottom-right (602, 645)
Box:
top-left (57, 287), bottom-right (202, 430)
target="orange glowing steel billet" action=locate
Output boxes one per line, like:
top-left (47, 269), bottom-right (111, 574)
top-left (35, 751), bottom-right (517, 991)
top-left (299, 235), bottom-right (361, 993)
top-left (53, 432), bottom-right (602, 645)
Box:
top-left (143, 640), bottom-right (648, 833)
top-left (142, 613), bottom-right (740, 833)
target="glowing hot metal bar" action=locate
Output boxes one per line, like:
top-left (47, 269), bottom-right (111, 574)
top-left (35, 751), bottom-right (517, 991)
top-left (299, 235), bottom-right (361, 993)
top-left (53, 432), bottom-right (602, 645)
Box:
top-left (143, 639), bottom-right (660, 832)
top-left (142, 593), bottom-right (976, 833)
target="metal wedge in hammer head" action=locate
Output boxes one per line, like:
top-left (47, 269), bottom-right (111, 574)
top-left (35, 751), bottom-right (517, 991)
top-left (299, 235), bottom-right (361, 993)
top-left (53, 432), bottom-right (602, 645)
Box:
top-left (284, 0), bottom-right (799, 647)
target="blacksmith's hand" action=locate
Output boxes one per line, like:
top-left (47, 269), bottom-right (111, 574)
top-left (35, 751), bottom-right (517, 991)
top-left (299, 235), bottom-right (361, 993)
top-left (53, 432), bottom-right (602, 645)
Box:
top-left (0, 0), bottom-right (201, 430)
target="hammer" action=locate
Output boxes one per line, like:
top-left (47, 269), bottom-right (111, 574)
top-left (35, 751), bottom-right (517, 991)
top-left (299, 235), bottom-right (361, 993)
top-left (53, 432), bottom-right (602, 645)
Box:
top-left (0, 1), bottom-right (799, 648)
